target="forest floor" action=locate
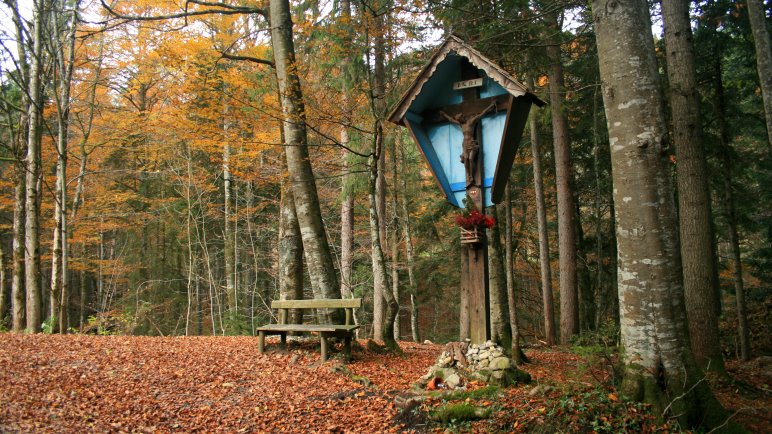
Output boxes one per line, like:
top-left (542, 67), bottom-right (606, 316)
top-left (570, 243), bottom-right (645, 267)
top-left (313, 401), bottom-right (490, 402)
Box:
top-left (0, 334), bottom-right (769, 433)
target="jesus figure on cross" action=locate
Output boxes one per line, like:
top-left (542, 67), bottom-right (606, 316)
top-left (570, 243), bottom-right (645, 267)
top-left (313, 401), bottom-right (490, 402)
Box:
top-left (439, 102), bottom-right (497, 187)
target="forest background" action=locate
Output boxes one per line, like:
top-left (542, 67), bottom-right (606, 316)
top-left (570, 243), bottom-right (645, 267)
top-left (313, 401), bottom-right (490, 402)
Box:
top-left (0, 0), bottom-right (769, 409)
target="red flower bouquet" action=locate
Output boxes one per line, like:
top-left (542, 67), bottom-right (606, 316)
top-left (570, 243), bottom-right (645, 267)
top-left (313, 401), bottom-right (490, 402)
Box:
top-left (454, 209), bottom-right (495, 230)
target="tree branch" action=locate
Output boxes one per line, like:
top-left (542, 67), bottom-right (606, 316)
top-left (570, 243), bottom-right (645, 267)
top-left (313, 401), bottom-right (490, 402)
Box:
top-left (220, 52), bottom-right (274, 68)
top-left (99, 0), bottom-right (266, 24)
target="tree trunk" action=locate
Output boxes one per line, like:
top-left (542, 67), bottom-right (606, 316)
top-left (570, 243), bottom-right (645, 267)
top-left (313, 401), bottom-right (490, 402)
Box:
top-left (270, 0), bottom-right (342, 323)
top-left (503, 183), bottom-right (522, 361)
top-left (390, 133), bottom-right (401, 341)
top-left (399, 144), bottom-right (420, 342)
top-left (528, 89), bottom-right (556, 345)
top-left (487, 206), bottom-right (511, 349)
top-left (546, 17), bottom-right (579, 344)
top-left (714, 58), bottom-right (751, 361)
top-left (370, 8), bottom-right (389, 341)
top-left (50, 0), bottom-right (79, 333)
top-left (593, 0), bottom-right (732, 428)
top-left (746, 0), bottom-right (772, 152)
top-left (368, 131), bottom-right (399, 350)
top-left (339, 0), bottom-right (355, 303)
top-left (11, 166), bottom-right (25, 333)
top-left (223, 110), bottom-right (238, 332)
top-left (459, 249), bottom-right (470, 341)
top-left (0, 238), bottom-right (6, 327)
top-left (25, 0), bottom-right (46, 333)
top-left (279, 164), bottom-right (304, 324)
top-left (662, 0), bottom-right (724, 372)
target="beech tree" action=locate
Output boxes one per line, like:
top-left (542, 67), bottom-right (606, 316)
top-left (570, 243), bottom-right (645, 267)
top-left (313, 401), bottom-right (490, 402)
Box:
top-left (592, 0), bottom-right (732, 427)
top-left (270, 0), bottom-right (343, 322)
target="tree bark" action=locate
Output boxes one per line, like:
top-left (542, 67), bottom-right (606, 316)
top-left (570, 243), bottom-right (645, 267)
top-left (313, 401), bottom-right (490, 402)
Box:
top-left (593, 0), bottom-right (732, 428)
top-left (503, 183), bottom-right (522, 361)
top-left (279, 163), bottom-right (304, 324)
top-left (487, 206), bottom-right (511, 349)
top-left (0, 238), bottom-right (6, 327)
top-left (390, 141), bottom-right (400, 341)
top-left (11, 166), bottom-right (25, 333)
top-left (528, 89), bottom-right (556, 345)
top-left (399, 144), bottom-right (419, 342)
top-left (662, 0), bottom-right (724, 371)
top-left (370, 7), bottom-right (389, 341)
top-left (546, 16), bottom-right (579, 344)
top-left (50, 0), bottom-right (79, 333)
top-left (223, 108), bottom-right (238, 332)
top-left (25, 0), bottom-right (46, 333)
top-left (270, 0), bottom-right (342, 323)
top-left (339, 0), bottom-right (355, 305)
top-left (368, 130), bottom-right (399, 350)
top-left (746, 0), bottom-right (772, 152)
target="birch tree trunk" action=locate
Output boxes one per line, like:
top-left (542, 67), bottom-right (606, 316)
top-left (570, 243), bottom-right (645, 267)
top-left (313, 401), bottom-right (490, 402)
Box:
top-left (25, 0), bottom-right (46, 332)
top-left (662, 0), bottom-right (724, 371)
top-left (270, 0), bottom-right (341, 323)
top-left (546, 16), bottom-right (578, 344)
top-left (746, 0), bottom-right (772, 152)
top-left (593, 0), bottom-right (732, 427)
top-left (528, 86), bottom-right (556, 346)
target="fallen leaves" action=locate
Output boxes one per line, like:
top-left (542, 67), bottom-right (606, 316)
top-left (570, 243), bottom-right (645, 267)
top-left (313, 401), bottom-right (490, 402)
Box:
top-left (0, 335), bottom-right (768, 433)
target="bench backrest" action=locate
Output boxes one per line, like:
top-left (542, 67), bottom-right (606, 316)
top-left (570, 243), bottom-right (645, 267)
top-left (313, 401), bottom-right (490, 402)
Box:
top-left (271, 298), bottom-right (361, 325)
top-left (271, 298), bottom-right (361, 309)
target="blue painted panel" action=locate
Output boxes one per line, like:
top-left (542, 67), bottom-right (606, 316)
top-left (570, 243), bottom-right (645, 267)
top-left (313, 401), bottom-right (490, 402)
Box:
top-left (427, 123), bottom-right (465, 192)
top-left (480, 77), bottom-right (508, 99)
top-left (405, 114), bottom-right (459, 207)
top-left (481, 112), bottom-right (506, 182)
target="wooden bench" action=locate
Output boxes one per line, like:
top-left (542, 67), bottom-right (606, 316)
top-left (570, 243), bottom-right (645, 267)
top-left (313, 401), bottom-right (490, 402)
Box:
top-left (256, 298), bottom-right (361, 361)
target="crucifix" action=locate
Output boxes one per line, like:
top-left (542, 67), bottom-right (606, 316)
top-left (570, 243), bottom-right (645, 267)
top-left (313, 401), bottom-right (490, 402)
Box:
top-left (389, 37), bottom-right (543, 345)
top-left (422, 59), bottom-right (510, 343)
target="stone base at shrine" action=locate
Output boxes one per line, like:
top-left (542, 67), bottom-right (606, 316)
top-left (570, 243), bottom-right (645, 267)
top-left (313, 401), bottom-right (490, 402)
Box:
top-left (414, 340), bottom-right (531, 390)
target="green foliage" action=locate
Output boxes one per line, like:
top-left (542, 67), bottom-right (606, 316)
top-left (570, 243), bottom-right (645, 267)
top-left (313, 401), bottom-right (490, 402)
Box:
top-left (42, 316), bottom-right (56, 334)
top-left (430, 385), bottom-right (501, 401)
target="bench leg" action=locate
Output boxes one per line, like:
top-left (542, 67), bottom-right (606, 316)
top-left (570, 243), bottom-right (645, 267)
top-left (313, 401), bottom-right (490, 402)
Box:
top-left (320, 336), bottom-right (328, 362)
top-left (280, 332), bottom-right (287, 347)
top-left (344, 335), bottom-right (352, 360)
top-left (258, 331), bottom-right (265, 354)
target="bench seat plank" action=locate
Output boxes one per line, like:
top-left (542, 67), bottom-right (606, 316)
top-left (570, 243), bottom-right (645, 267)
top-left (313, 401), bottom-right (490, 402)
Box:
top-left (256, 324), bottom-right (359, 333)
top-left (271, 299), bottom-right (361, 309)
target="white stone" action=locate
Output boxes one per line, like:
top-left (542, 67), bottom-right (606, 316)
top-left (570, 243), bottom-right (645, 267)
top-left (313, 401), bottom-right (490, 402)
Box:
top-left (490, 357), bottom-right (511, 371)
top-left (445, 373), bottom-right (461, 389)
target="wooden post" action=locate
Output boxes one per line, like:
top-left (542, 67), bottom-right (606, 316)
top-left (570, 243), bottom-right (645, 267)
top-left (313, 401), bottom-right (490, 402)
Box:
top-left (320, 335), bottom-right (328, 361)
top-left (344, 335), bottom-right (352, 360)
top-left (258, 331), bottom-right (265, 354)
top-left (465, 62), bottom-right (490, 344)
